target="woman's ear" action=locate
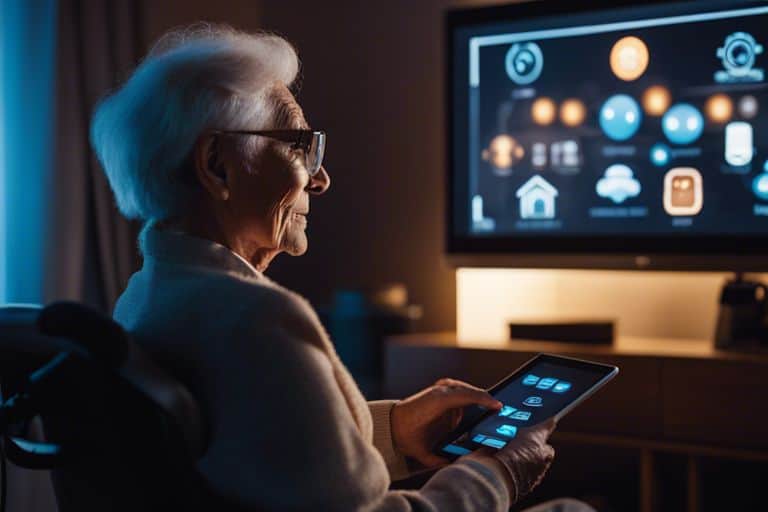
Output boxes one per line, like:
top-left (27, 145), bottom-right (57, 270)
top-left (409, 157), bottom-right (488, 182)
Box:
top-left (193, 134), bottom-right (230, 201)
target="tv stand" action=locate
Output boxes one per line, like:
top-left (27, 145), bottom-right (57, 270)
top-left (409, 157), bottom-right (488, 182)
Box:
top-left (384, 333), bottom-right (768, 511)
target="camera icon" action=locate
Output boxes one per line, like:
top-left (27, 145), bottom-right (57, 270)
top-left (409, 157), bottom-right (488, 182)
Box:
top-left (505, 42), bottom-right (543, 85)
top-left (715, 32), bottom-right (764, 83)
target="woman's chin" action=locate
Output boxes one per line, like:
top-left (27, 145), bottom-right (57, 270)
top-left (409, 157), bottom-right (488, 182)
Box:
top-left (282, 229), bottom-right (308, 256)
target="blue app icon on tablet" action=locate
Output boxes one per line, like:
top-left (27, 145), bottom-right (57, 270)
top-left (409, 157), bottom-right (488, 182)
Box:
top-left (523, 396), bottom-right (544, 407)
top-left (496, 425), bottom-right (517, 437)
top-left (522, 374), bottom-right (540, 386)
top-left (499, 405), bottom-right (517, 417)
top-left (496, 425), bottom-right (518, 438)
top-left (472, 434), bottom-right (487, 443)
top-left (553, 381), bottom-right (572, 393)
top-left (511, 411), bottom-right (531, 421)
top-left (536, 377), bottom-right (558, 390)
top-left (481, 437), bottom-right (507, 449)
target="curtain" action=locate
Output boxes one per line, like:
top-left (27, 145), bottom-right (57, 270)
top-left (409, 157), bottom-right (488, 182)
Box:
top-left (46, 0), bottom-right (143, 310)
top-left (5, 2), bottom-right (144, 511)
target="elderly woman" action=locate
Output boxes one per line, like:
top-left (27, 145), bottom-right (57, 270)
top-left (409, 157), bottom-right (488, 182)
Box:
top-left (92, 25), bottom-right (555, 511)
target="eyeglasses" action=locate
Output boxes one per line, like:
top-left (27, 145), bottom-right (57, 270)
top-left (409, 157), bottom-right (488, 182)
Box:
top-left (211, 129), bottom-right (326, 176)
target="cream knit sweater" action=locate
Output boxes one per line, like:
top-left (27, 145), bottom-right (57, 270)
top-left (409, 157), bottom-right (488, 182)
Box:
top-left (113, 227), bottom-right (510, 511)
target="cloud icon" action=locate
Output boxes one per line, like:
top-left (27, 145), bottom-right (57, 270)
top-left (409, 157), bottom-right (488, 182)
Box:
top-left (596, 164), bottom-right (641, 204)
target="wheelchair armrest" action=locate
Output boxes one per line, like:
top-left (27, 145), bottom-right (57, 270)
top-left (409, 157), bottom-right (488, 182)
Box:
top-left (3, 435), bottom-right (64, 469)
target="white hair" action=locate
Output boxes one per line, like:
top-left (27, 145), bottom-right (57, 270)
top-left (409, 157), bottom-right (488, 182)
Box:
top-left (90, 24), bottom-right (300, 221)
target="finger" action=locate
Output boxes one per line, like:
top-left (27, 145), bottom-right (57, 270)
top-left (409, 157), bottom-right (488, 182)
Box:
top-left (524, 417), bottom-right (557, 443)
top-left (537, 417), bottom-right (557, 438)
top-left (438, 386), bottom-right (502, 410)
top-left (450, 408), bottom-right (464, 429)
top-left (435, 378), bottom-right (488, 394)
top-left (544, 444), bottom-right (555, 461)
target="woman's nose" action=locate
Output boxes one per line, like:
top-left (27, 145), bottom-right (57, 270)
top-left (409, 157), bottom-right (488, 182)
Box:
top-left (307, 166), bottom-right (330, 195)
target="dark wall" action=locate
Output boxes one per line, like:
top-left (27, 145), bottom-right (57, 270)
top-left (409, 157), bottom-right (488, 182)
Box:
top-left (259, 0), bottom-right (512, 331)
top-left (143, 0), bottom-right (515, 331)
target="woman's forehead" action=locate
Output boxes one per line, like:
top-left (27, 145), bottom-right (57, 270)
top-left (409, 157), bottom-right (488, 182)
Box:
top-left (270, 84), bottom-right (307, 129)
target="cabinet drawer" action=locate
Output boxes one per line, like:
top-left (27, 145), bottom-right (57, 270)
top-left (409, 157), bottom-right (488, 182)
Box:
top-left (662, 360), bottom-right (768, 448)
top-left (558, 355), bottom-right (662, 438)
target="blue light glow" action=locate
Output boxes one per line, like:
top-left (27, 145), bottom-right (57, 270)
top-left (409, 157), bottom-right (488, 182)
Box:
top-left (752, 173), bottom-right (768, 201)
top-left (650, 143), bottom-right (671, 167)
top-left (0, 5), bottom-right (6, 302)
top-left (469, 5), bottom-right (768, 86)
top-left (600, 95), bottom-right (642, 142)
top-left (0, 1), bottom-right (57, 304)
top-left (663, 103), bottom-right (704, 145)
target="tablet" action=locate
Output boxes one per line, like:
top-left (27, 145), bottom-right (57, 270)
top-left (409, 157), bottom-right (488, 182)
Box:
top-left (434, 354), bottom-right (618, 459)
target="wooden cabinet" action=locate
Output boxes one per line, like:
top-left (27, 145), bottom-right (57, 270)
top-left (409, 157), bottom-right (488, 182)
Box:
top-left (384, 333), bottom-right (768, 511)
top-left (662, 359), bottom-right (768, 449)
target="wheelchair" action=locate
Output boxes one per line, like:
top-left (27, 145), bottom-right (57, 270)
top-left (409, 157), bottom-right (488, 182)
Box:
top-left (0, 302), bottom-right (244, 512)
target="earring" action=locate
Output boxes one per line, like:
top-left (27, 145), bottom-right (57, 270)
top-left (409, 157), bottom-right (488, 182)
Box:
top-left (221, 190), bottom-right (230, 201)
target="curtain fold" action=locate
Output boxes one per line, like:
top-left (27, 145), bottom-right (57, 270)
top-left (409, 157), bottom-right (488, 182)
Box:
top-left (47, 0), bottom-right (143, 310)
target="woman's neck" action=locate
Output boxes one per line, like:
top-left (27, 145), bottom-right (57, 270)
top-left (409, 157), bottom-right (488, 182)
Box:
top-left (158, 209), bottom-right (280, 273)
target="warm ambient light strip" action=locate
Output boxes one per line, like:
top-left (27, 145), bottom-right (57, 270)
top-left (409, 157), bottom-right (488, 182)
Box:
top-left (468, 6), bottom-right (768, 86)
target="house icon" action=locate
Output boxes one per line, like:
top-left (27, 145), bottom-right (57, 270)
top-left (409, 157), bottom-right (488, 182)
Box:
top-left (516, 175), bottom-right (558, 219)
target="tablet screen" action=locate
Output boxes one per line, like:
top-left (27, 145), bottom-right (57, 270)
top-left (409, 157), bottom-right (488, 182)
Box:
top-left (437, 355), bottom-right (617, 458)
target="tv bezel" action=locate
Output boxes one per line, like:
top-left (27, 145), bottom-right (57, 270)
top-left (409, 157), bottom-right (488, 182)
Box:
top-left (445, 0), bottom-right (768, 271)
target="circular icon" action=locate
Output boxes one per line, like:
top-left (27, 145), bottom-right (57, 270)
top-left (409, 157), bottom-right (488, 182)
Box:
top-left (610, 36), bottom-right (650, 81)
top-left (650, 143), bottom-right (671, 167)
top-left (560, 99), bottom-right (587, 127)
top-left (753, 173), bottom-right (768, 201)
top-left (718, 32), bottom-right (763, 77)
top-left (663, 103), bottom-right (704, 145)
top-left (506, 42), bottom-right (543, 85)
top-left (705, 94), bottom-right (733, 123)
top-left (642, 85), bottom-right (671, 116)
top-left (531, 97), bottom-right (557, 126)
top-left (600, 94), bottom-right (642, 141)
top-left (739, 95), bottom-right (759, 119)
top-left (482, 134), bottom-right (524, 174)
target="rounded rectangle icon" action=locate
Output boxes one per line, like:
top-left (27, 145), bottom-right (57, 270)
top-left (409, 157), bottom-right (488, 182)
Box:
top-left (511, 410), bottom-right (532, 421)
top-left (553, 381), bottom-right (572, 393)
top-left (481, 437), bottom-right (507, 449)
top-left (664, 167), bottom-right (703, 216)
top-left (496, 424), bottom-right (518, 438)
top-left (725, 121), bottom-right (753, 167)
top-left (499, 405), bottom-right (518, 417)
top-left (536, 377), bottom-right (558, 390)
top-left (522, 374), bottom-right (540, 386)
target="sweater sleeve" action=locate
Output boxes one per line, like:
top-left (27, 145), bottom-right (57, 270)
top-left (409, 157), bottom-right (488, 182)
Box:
top-left (368, 400), bottom-right (411, 481)
top-left (197, 316), bottom-right (511, 511)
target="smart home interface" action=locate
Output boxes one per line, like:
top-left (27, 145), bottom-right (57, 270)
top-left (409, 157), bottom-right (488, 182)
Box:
top-left (452, 1), bottom-right (768, 238)
top-left (436, 355), bottom-right (618, 459)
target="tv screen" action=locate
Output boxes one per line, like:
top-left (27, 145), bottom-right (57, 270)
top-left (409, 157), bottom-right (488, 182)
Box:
top-left (447, 0), bottom-right (768, 269)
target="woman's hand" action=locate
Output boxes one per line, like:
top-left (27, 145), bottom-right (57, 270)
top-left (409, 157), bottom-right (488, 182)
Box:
top-left (466, 418), bottom-right (556, 505)
top-left (390, 378), bottom-right (502, 467)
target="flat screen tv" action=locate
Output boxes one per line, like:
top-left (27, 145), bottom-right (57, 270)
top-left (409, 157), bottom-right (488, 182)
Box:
top-left (446, 0), bottom-right (768, 270)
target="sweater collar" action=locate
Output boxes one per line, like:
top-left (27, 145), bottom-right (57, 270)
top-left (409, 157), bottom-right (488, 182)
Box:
top-left (139, 224), bottom-right (262, 281)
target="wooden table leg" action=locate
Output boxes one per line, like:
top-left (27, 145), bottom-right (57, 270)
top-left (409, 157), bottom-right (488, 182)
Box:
top-left (640, 449), bottom-right (655, 512)
top-left (687, 456), bottom-right (699, 512)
